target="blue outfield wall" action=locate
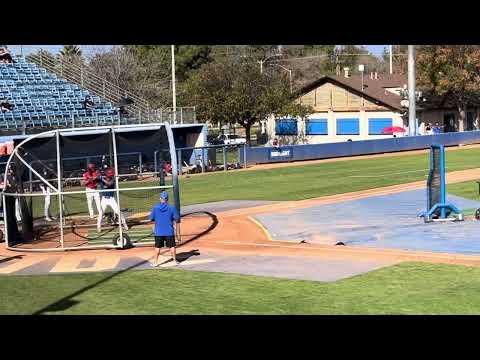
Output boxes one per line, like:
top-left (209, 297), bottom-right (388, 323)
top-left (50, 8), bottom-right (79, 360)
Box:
top-left (240, 130), bottom-right (480, 165)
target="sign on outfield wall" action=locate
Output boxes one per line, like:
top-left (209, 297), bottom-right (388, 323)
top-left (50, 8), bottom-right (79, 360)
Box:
top-left (269, 147), bottom-right (293, 160)
top-left (242, 130), bottom-right (480, 165)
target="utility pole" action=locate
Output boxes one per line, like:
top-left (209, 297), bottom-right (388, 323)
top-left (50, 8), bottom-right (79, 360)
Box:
top-left (259, 54), bottom-right (281, 74)
top-left (389, 45), bottom-right (393, 75)
top-left (270, 63), bottom-right (293, 93)
top-left (408, 45), bottom-right (416, 136)
top-left (359, 64), bottom-right (365, 107)
top-left (171, 45), bottom-right (177, 124)
top-left (288, 69), bottom-right (292, 94)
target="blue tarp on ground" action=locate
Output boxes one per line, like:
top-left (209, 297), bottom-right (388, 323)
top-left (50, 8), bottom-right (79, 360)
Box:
top-left (255, 189), bottom-right (480, 255)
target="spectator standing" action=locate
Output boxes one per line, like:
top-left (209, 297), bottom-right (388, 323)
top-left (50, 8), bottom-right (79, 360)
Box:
top-left (150, 191), bottom-right (180, 267)
top-left (433, 122), bottom-right (442, 134)
top-left (425, 123), bottom-right (432, 135)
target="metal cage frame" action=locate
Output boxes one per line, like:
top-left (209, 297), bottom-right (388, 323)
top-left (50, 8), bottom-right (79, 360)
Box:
top-left (419, 144), bottom-right (463, 223)
top-left (1, 123), bottom-right (180, 252)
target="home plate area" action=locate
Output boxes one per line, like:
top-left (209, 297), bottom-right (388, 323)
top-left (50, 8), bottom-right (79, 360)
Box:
top-left (0, 249), bottom-right (394, 282)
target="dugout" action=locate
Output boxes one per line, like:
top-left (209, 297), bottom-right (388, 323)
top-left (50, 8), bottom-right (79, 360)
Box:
top-left (1, 123), bottom-right (181, 251)
top-left (171, 124), bottom-right (208, 167)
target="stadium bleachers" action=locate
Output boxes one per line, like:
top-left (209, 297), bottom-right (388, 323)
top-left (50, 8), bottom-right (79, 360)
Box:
top-left (0, 56), bottom-right (130, 133)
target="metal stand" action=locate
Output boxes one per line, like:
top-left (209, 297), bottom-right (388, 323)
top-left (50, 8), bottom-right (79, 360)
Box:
top-left (419, 145), bottom-right (463, 223)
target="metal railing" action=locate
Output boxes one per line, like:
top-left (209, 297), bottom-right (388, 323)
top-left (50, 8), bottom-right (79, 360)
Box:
top-left (27, 52), bottom-right (152, 121)
top-left (26, 52), bottom-right (197, 125)
top-left (176, 143), bottom-right (247, 175)
top-left (152, 107), bottom-right (197, 124)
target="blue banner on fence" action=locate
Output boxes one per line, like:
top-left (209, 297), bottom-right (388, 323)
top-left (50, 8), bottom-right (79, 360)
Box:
top-left (240, 131), bottom-right (480, 165)
top-left (269, 147), bottom-right (293, 160)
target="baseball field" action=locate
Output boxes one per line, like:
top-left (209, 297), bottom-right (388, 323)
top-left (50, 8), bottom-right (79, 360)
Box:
top-left (2, 145), bottom-right (480, 314)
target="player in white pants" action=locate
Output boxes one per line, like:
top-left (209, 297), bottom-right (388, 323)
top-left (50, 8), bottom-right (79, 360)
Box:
top-left (82, 163), bottom-right (101, 219)
top-left (39, 169), bottom-right (55, 222)
top-left (40, 183), bottom-right (53, 221)
top-left (4, 166), bottom-right (21, 222)
top-left (97, 167), bottom-right (128, 232)
top-left (15, 197), bottom-right (21, 221)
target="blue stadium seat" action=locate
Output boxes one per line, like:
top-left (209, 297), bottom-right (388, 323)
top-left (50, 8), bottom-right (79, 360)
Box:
top-left (0, 57), bottom-right (118, 132)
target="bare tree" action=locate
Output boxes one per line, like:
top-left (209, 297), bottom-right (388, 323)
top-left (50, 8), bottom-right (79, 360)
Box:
top-left (88, 46), bottom-right (137, 90)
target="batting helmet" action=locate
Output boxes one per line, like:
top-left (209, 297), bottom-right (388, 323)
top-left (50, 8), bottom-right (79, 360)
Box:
top-left (105, 168), bottom-right (115, 177)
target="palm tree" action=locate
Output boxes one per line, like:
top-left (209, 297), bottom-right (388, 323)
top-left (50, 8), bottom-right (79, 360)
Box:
top-left (60, 45), bottom-right (82, 59)
top-left (59, 45), bottom-right (83, 68)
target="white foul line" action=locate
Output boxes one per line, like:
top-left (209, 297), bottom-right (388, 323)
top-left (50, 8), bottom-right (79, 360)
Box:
top-left (349, 169), bottom-right (427, 178)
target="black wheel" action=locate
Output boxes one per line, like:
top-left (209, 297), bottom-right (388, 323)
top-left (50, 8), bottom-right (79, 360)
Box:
top-left (475, 208), bottom-right (480, 220)
top-left (113, 233), bottom-right (132, 249)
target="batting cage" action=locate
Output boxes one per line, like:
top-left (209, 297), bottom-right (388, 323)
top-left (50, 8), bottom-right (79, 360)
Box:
top-left (1, 124), bottom-right (180, 251)
top-left (419, 144), bottom-right (463, 223)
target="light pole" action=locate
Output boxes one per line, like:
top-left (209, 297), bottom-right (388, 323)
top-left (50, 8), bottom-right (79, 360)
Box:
top-left (358, 64), bottom-right (365, 107)
top-left (400, 82), bottom-right (424, 136)
top-left (408, 45), bottom-right (416, 136)
top-left (269, 63), bottom-right (293, 93)
top-left (389, 45), bottom-right (393, 75)
top-left (171, 45), bottom-right (177, 124)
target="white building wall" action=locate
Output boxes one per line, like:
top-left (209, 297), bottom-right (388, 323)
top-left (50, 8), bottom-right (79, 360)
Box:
top-left (267, 111), bottom-right (405, 145)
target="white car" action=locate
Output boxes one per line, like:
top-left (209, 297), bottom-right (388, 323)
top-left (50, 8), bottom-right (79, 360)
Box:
top-left (218, 134), bottom-right (247, 145)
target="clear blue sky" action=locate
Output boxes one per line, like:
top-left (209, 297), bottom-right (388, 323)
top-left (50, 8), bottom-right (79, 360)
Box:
top-left (365, 45), bottom-right (387, 56)
top-left (7, 45), bottom-right (388, 57)
top-left (7, 45), bottom-right (112, 58)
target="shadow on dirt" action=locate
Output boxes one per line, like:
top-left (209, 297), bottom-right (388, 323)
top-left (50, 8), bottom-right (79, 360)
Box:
top-left (0, 255), bottom-right (24, 265)
top-left (178, 211), bottom-right (218, 245)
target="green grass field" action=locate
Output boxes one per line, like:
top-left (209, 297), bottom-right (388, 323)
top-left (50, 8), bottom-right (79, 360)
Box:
top-left (4, 146), bottom-right (480, 315)
top-left (179, 147), bottom-right (480, 205)
top-left (447, 180), bottom-right (480, 216)
top-left (2, 262), bottom-right (480, 315)
top-left (31, 147), bottom-right (480, 217)
top-left (448, 180), bottom-right (480, 201)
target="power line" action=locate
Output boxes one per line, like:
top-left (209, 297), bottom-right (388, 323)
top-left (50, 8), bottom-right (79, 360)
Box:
top-left (278, 53), bottom-right (408, 62)
top-left (210, 52), bottom-right (408, 62)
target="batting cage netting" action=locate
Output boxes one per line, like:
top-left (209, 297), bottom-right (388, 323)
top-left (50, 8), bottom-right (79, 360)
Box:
top-left (421, 144), bottom-right (463, 222)
top-left (1, 124), bottom-right (180, 251)
top-left (427, 144), bottom-right (442, 211)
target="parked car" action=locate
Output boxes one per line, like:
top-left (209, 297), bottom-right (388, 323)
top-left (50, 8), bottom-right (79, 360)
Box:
top-left (218, 134), bottom-right (246, 145)
top-left (207, 135), bottom-right (223, 145)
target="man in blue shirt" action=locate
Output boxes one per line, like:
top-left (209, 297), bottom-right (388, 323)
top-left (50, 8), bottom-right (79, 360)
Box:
top-left (150, 191), bottom-right (180, 267)
top-left (433, 122), bottom-right (442, 134)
